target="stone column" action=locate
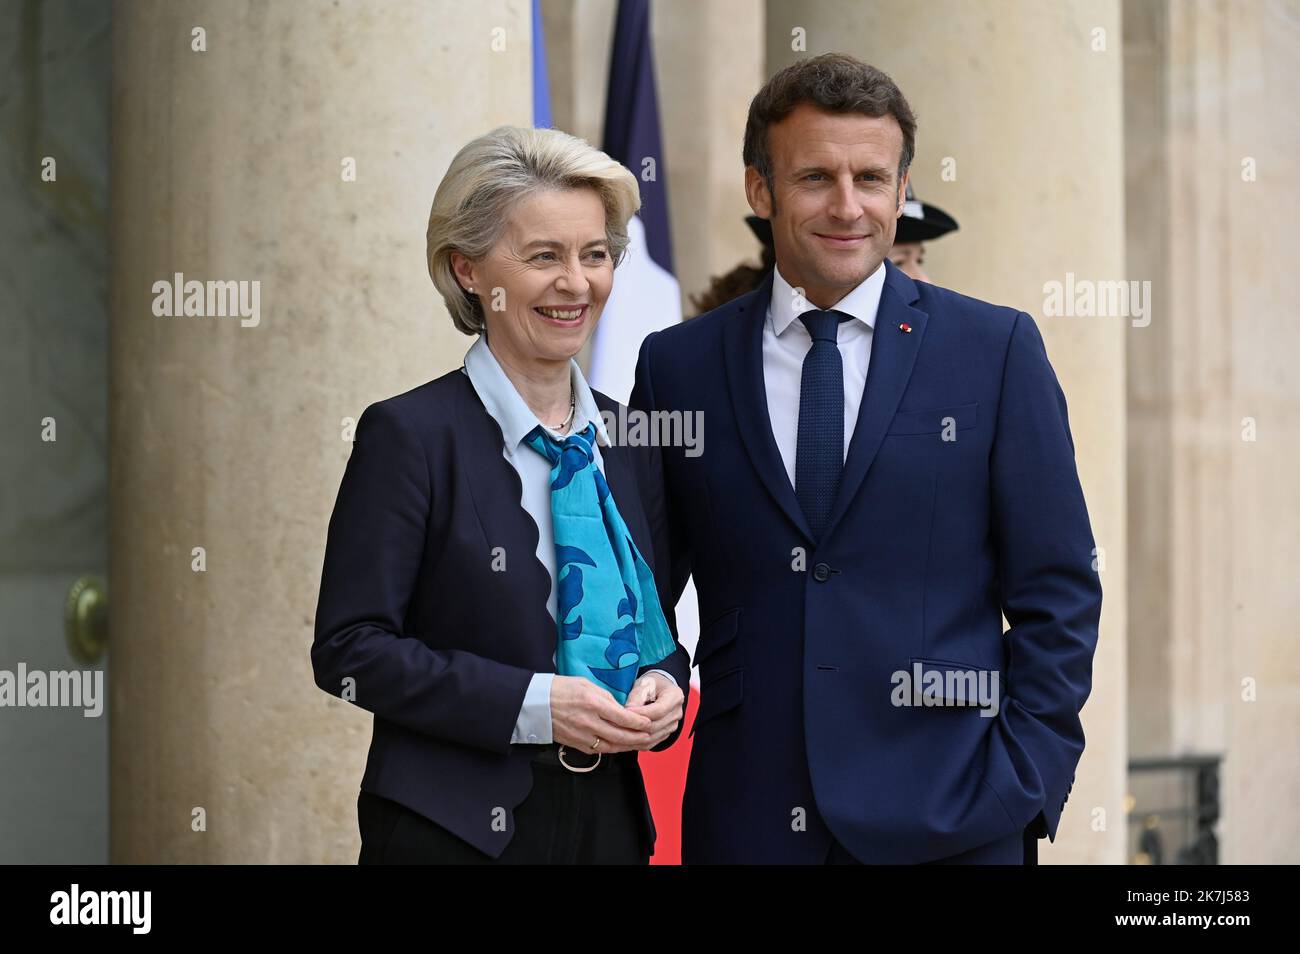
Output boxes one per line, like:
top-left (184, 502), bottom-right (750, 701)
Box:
top-left (1125, 0), bottom-right (1300, 864)
top-left (109, 0), bottom-right (530, 862)
top-left (766, 0), bottom-right (1130, 864)
top-left (651, 0), bottom-right (765, 315)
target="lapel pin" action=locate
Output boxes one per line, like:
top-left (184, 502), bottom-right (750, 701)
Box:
top-left (899, 322), bottom-right (912, 333)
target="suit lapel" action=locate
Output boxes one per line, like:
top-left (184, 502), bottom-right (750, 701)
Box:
top-left (821, 262), bottom-right (929, 538)
top-left (723, 272), bottom-right (816, 543)
top-left (592, 394), bottom-right (652, 559)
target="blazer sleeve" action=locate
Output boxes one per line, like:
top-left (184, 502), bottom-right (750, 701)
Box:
top-left (311, 400), bottom-right (535, 754)
top-left (631, 333), bottom-right (695, 613)
top-left (987, 313), bottom-right (1102, 841)
top-left (634, 434), bottom-right (692, 752)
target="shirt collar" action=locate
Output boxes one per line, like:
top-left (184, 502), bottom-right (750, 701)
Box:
top-left (768, 259), bottom-right (886, 337)
top-left (462, 334), bottom-right (611, 454)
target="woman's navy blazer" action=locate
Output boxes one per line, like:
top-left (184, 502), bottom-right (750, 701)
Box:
top-left (311, 367), bottom-right (692, 858)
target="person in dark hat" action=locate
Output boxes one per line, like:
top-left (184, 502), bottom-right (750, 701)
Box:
top-left (887, 181), bottom-right (958, 283)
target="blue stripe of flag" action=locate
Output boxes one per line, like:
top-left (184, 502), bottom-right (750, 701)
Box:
top-left (602, 0), bottom-right (673, 274)
top-left (532, 0), bottom-right (552, 128)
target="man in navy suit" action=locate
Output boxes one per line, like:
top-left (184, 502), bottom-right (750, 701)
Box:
top-left (630, 53), bottom-right (1102, 864)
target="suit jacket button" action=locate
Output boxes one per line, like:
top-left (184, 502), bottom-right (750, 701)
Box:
top-left (813, 563), bottom-right (831, 582)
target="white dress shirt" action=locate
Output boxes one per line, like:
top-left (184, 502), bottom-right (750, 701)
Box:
top-left (461, 334), bottom-right (675, 745)
top-left (762, 261), bottom-right (886, 489)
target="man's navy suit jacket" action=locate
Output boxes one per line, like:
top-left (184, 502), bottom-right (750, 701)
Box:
top-left (630, 259), bottom-right (1102, 864)
top-left (311, 368), bottom-right (692, 859)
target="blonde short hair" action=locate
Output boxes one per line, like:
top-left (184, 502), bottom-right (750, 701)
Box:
top-left (426, 126), bottom-right (642, 336)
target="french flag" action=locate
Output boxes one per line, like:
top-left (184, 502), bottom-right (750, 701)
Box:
top-left (552, 0), bottom-right (701, 865)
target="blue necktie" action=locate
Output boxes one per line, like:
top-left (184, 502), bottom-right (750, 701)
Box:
top-left (524, 422), bottom-right (677, 704)
top-left (795, 309), bottom-right (852, 540)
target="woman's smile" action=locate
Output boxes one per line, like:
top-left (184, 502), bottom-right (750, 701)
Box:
top-left (532, 303), bottom-right (589, 326)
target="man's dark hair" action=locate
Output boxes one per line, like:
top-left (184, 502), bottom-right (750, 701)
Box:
top-left (743, 53), bottom-right (917, 203)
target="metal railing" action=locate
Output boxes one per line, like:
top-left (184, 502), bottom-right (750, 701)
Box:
top-left (1127, 755), bottom-right (1221, 864)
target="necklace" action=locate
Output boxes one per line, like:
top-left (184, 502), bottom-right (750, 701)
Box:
top-left (542, 387), bottom-right (576, 432)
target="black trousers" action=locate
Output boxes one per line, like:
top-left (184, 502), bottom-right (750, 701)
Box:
top-left (825, 826), bottom-right (1039, 864)
top-left (358, 750), bottom-right (649, 864)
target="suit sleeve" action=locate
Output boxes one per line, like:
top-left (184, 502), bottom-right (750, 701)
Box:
top-left (629, 333), bottom-right (692, 751)
top-left (634, 435), bottom-right (692, 752)
top-left (311, 401), bottom-right (535, 754)
top-left (987, 313), bottom-right (1102, 841)
top-left (631, 333), bottom-right (694, 612)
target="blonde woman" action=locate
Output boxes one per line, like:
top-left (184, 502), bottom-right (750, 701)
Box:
top-left (312, 126), bottom-right (689, 864)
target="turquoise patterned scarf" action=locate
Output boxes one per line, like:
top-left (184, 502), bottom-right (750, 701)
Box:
top-left (524, 422), bottom-right (676, 704)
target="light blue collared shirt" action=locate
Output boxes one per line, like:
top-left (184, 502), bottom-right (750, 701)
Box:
top-left (461, 334), bottom-right (676, 744)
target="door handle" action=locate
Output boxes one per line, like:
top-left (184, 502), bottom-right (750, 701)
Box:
top-left (65, 575), bottom-right (108, 664)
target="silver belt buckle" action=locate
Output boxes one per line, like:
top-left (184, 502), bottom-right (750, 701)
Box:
top-left (557, 745), bottom-right (601, 773)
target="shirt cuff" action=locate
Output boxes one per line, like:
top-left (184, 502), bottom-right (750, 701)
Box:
top-left (510, 672), bottom-right (554, 744)
top-left (645, 668), bottom-right (678, 689)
